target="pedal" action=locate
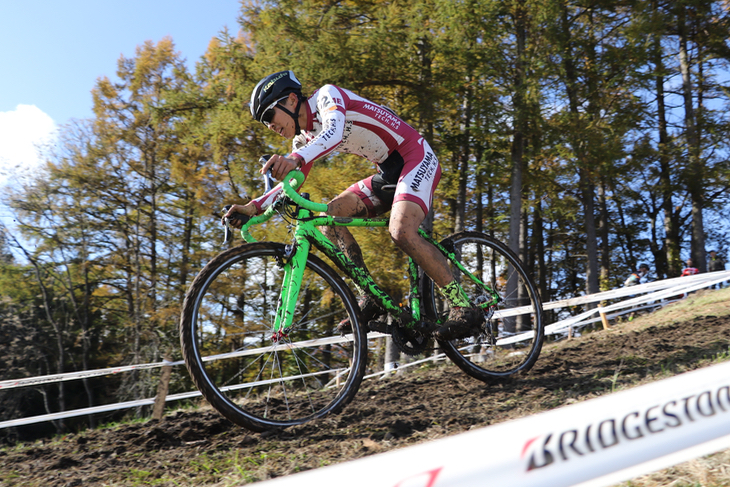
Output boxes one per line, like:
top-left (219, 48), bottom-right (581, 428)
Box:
top-left (367, 320), bottom-right (391, 334)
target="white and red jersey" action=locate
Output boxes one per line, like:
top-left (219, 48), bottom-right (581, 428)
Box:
top-left (292, 85), bottom-right (419, 165)
top-left (251, 84), bottom-right (440, 216)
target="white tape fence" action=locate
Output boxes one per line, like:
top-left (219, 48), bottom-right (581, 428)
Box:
top-left (1, 270), bottom-right (728, 432)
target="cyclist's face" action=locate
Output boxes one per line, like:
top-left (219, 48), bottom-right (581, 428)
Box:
top-left (264, 96), bottom-right (296, 139)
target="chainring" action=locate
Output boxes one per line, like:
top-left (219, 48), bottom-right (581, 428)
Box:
top-left (391, 324), bottom-right (431, 356)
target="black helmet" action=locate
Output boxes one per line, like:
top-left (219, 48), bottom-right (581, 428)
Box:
top-left (250, 70), bottom-right (303, 124)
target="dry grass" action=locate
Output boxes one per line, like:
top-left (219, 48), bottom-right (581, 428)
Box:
top-left (619, 450), bottom-right (730, 487)
top-left (614, 286), bottom-right (730, 487)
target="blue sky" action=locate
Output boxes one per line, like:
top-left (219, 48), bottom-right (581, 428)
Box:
top-left (0, 0), bottom-right (241, 184)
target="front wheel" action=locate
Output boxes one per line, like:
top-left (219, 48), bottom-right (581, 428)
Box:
top-left (180, 242), bottom-right (367, 432)
top-left (423, 232), bottom-right (545, 382)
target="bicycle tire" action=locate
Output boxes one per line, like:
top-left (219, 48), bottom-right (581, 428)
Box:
top-left (180, 242), bottom-right (367, 432)
top-left (423, 231), bottom-right (545, 382)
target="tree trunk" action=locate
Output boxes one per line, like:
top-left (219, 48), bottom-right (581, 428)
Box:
top-left (506, 0), bottom-right (528, 332)
top-left (598, 180), bottom-right (610, 290)
top-left (533, 199), bottom-right (547, 302)
top-left (454, 84), bottom-right (472, 233)
top-left (678, 4), bottom-right (706, 271)
top-left (653, 0), bottom-right (680, 278)
top-left (580, 172), bottom-right (600, 299)
top-left (417, 36), bottom-right (436, 236)
top-left (559, 1), bottom-right (599, 301)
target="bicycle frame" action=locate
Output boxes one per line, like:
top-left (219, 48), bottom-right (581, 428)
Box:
top-left (237, 171), bottom-right (498, 338)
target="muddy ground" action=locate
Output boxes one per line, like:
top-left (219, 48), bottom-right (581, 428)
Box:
top-left (2, 290), bottom-right (730, 487)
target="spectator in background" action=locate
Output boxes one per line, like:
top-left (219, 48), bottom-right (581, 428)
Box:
top-left (681, 258), bottom-right (700, 277)
top-left (625, 263), bottom-right (651, 287)
top-left (708, 250), bottom-right (726, 289)
top-left (708, 250), bottom-right (726, 272)
top-left (624, 263), bottom-right (653, 321)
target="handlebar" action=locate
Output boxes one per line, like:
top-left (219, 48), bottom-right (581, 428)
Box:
top-left (222, 155), bottom-right (276, 244)
top-left (223, 159), bottom-right (329, 244)
top-left (279, 171), bottom-right (328, 213)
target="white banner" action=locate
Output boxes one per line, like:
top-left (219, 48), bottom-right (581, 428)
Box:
top-left (252, 360), bottom-right (730, 487)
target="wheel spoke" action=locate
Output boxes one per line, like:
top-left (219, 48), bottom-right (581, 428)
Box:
top-left (425, 232), bottom-right (544, 381)
top-left (180, 243), bottom-right (366, 431)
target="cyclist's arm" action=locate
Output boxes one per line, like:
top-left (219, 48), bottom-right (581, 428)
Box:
top-left (246, 85), bottom-right (347, 215)
top-left (248, 157), bottom-right (313, 215)
top-left (289, 84), bottom-right (347, 165)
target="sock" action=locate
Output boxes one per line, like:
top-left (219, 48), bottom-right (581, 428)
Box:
top-left (439, 280), bottom-right (471, 307)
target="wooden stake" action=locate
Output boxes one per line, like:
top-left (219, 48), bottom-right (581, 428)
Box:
top-left (597, 305), bottom-right (610, 330)
top-left (152, 356), bottom-right (173, 420)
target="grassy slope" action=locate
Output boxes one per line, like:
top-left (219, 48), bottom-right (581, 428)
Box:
top-left (614, 287), bottom-right (730, 487)
top-left (1, 288), bottom-right (729, 487)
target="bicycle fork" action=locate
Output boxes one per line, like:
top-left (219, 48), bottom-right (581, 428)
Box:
top-left (270, 237), bottom-right (311, 342)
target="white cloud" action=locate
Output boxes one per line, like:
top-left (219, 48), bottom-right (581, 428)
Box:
top-left (0, 104), bottom-right (57, 186)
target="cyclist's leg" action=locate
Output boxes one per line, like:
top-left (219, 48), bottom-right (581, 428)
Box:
top-left (389, 200), bottom-right (451, 286)
top-left (391, 141), bottom-right (480, 338)
top-left (323, 176), bottom-right (393, 276)
top-left (322, 190), bottom-right (370, 271)
top-left (389, 201), bottom-right (480, 338)
top-left (323, 183), bottom-right (389, 330)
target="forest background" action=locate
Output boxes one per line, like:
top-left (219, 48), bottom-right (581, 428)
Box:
top-left (1, 0), bottom-right (729, 440)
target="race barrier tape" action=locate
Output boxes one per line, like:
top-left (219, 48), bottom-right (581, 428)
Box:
top-left (542, 270), bottom-right (730, 310)
top-left (0, 360), bottom-right (184, 391)
top-left (0, 351), bottom-right (445, 430)
top-left (0, 333), bottom-right (390, 391)
top-left (0, 390), bottom-right (204, 429)
top-left (252, 360), bottom-right (730, 487)
top-left (1, 272), bottom-right (728, 431)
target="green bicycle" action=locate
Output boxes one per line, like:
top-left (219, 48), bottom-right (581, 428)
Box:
top-left (179, 170), bottom-right (544, 432)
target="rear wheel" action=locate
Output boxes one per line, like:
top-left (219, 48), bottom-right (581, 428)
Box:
top-left (423, 232), bottom-right (544, 382)
top-left (180, 242), bottom-right (367, 432)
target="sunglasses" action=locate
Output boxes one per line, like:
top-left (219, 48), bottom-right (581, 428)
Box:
top-left (261, 96), bottom-right (289, 127)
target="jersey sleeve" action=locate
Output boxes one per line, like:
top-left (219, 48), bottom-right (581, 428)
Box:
top-left (290, 84), bottom-right (347, 165)
top-left (248, 161), bottom-right (314, 214)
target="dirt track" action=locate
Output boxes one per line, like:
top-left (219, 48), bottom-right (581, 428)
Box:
top-left (2, 290), bottom-right (730, 487)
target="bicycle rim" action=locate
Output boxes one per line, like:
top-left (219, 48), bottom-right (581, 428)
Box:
top-left (424, 231), bottom-right (545, 382)
top-left (180, 242), bottom-right (367, 431)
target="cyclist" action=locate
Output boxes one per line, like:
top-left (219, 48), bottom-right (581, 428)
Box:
top-left (681, 258), bottom-right (699, 277)
top-left (223, 70), bottom-right (482, 340)
top-left (624, 263), bottom-right (651, 287)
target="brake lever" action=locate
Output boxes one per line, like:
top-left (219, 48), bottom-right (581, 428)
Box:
top-left (222, 205), bottom-right (234, 244)
top-left (259, 154), bottom-right (276, 193)
top-left (221, 205), bottom-right (251, 245)
top-left (221, 155), bottom-right (277, 245)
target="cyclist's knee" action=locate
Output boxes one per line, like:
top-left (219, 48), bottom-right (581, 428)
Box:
top-left (389, 223), bottom-right (419, 250)
top-left (327, 191), bottom-right (367, 217)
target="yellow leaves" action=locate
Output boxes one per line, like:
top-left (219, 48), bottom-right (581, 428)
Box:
top-left (205, 37), bottom-right (222, 64)
top-left (95, 76), bottom-right (117, 99)
top-left (225, 83), bottom-right (236, 101)
top-left (116, 36), bottom-right (184, 96)
top-left (91, 285), bottom-right (113, 299)
top-left (148, 305), bottom-right (182, 330)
